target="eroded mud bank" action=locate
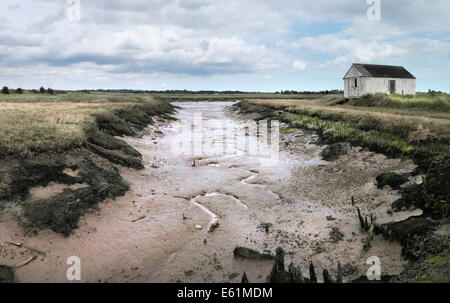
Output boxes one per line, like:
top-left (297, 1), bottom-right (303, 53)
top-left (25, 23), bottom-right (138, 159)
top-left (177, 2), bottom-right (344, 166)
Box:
top-left (0, 101), bottom-right (446, 282)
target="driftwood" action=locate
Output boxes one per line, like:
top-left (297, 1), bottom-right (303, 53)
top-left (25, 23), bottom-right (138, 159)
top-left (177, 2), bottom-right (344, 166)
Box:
top-left (241, 272), bottom-right (249, 283)
top-left (6, 241), bottom-right (46, 256)
top-left (288, 263), bottom-right (304, 283)
top-left (323, 269), bottom-right (333, 283)
top-left (262, 247), bottom-right (348, 283)
top-left (309, 262), bottom-right (317, 283)
top-left (233, 247), bottom-right (274, 260)
top-left (357, 207), bottom-right (364, 229)
top-left (5, 241), bottom-right (22, 247)
top-left (336, 263), bottom-right (343, 283)
top-left (132, 215), bottom-right (146, 223)
top-left (15, 256), bottom-right (37, 268)
top-left (268, 247), bottom-right (290, 283)
top-left (363, 218), bottom-right (376, 251)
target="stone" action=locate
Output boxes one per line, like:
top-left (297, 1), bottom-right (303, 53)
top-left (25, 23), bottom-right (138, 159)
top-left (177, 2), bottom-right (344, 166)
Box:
top-left (319, 143), bottom-right (351, 161)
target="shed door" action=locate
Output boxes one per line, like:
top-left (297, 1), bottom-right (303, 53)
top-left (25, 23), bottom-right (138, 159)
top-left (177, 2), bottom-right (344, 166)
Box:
top-left (389, 80), bottom-right (396, 94)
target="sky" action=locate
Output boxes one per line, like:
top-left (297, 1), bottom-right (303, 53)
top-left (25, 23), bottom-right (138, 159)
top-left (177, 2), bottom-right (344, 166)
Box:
top-left (0, 0), bottom-right (449, 92)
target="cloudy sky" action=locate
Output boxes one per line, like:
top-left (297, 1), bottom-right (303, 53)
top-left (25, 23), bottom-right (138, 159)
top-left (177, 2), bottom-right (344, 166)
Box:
top-left (0, 0), bottom-right (449, 91)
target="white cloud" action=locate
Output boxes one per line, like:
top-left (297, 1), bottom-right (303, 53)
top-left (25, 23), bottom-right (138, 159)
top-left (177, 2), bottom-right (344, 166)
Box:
top-left (292, 32), bottom-right (450, 68)
top-left (0, 0), bottom-right (449, 90)
top-left (292, 60), bottom-right (306, 71)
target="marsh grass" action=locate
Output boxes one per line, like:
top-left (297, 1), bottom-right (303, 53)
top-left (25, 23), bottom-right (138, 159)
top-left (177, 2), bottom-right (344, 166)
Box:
top-left (153, 93), bottom-right (338, 102)
top-left (0, 93), bottom-right (163, 158)
top-left (348, 93), bottom-right (450, 112)
top-left (238, 98), bottom-right (450, 169)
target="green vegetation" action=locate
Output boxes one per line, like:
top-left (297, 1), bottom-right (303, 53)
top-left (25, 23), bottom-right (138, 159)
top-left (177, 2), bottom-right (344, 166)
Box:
top-left (0, 92), bottom-right (175, 236)
top-left (348, 93), bottom-right (450, 112)
top-left (184, 270), bottom-right (195, 277)
top-left (0, 92), bottom-right (173, 159)
top-left (410, 246), bottom-right (450, 283)
top-left (235, 92), bottom-right (450, 218)
top-left (2, 86), bottom-right (9, 94)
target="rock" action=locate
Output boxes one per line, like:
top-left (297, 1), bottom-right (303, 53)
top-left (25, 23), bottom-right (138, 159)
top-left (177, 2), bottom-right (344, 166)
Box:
top-left (233, 247), bottom-right (274, 260)
top-left (341, 263), bottom-right (358, 277)
top-left (0, 265), bottom-right (15, 283)
top-left (392, 183), bottom-right (424, 212)
top-left (209, 222), bottom-right (219, 232)
top-left (329, 227), bottom-right (344, 242)
top-left (320, 143), bottom-right (351, 161)
top-left (376, 172), bottom-right (409, 190)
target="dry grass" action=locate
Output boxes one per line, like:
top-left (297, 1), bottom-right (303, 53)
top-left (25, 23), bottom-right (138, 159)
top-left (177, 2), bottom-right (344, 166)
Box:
top-left (248, 99), bottom-right (450, 140)
top-left (0, 93), bottom-right (160, 158)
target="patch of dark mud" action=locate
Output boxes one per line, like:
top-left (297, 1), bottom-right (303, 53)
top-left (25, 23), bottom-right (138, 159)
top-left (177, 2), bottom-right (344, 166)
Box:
top-left (1, 150), bottom-right (129, 236)
top-left (230, 101), bottom-right (282, 121)
top-left (376, 172), bottom-right (409, 190)
top-left (329, 227), bottom-right (344, 242)
top-left (319, 143), bottom-right (351, 161)
top-left (423, 155), bottom-right (450, 218)
top-left (1, 102), bottom-right (177, 237)
top-left (0, 265), bottom-right (15, 283)
top-left (86, 139), bottom-right (143, 169)
top-left (95, 103), bottom-right (175, 137)
top-left (392, 183), bottom-right (424, 212)
top-left (340, 263), bottom-right (358, 277)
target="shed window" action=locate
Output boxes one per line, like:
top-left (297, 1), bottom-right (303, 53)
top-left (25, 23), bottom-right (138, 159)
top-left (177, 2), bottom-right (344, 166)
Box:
top-left (354, 78), bottom-right (358, 87)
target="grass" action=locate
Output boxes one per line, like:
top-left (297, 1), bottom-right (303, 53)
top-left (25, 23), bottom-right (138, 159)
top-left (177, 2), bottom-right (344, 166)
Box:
top-left (348, 93), bottom-right (450, 112)
top-left (153, 93), bottom-right (338, 102)
top-left (0, 92), bottom-right (167, 159)
top-left (238, 93), bottom-right (450, 169)
top-left (235, 93), bottom-right (450, 217)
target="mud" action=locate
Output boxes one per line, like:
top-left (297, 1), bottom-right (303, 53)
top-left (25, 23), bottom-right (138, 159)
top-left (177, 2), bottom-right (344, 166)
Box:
top-left (0, 101), bottom-right (436, 283)
top-left (0, 265), bottom-right (15, 283)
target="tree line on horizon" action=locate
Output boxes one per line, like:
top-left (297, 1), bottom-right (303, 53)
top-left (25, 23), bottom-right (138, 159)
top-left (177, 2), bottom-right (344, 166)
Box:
top-left (1, 86), bottom-right (54, 95)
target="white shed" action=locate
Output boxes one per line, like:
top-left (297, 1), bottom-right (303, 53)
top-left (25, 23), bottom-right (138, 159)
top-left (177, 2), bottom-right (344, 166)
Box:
top-left (343, 63), bottom-right (416, 98)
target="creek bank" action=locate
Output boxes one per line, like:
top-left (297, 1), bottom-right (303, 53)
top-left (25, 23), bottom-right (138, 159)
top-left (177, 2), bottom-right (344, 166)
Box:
top-left (232, 100), bottom-right (450, 283)
top-left (0, 102), bottom-right (175, 236)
